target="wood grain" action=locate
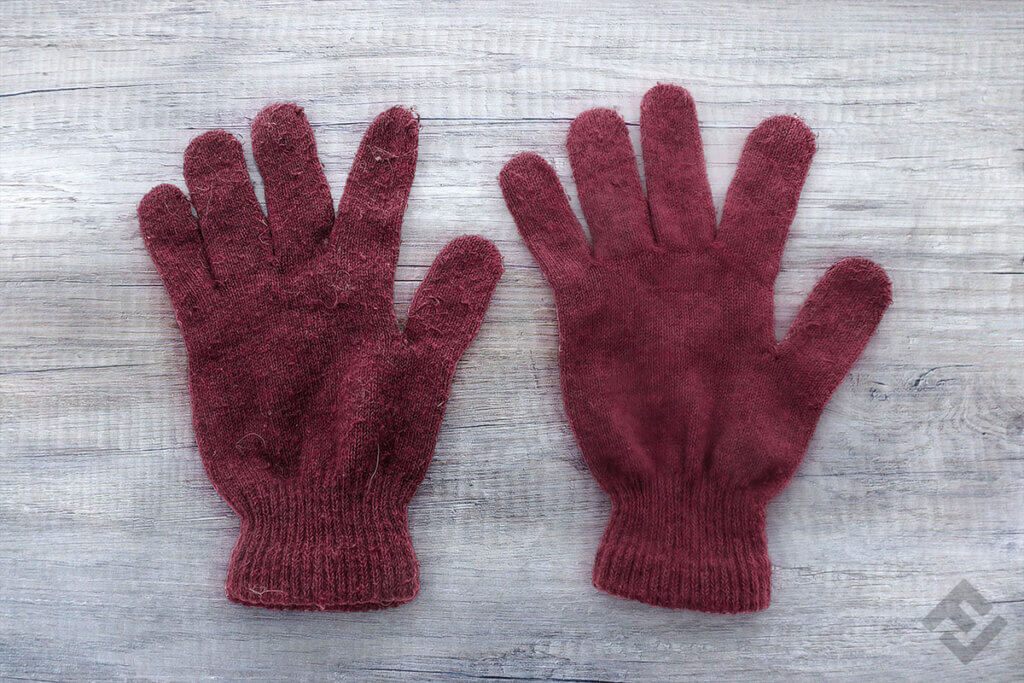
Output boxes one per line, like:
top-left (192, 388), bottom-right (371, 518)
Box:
top-left (1, 0), bottom-right (1021, 679)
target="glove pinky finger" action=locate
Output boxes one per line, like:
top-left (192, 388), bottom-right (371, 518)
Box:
top-left (500, 153), bottom-right (591, 285)
top-left (139, 184), bottom-right (215, 312)
top-left (404, 235), bottom-right (503, 362)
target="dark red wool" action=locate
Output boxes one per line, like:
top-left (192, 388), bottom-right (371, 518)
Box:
top-left (139, 104), bottom-right (502, 610)
top-left (500, 84), bottom-right (891, 613)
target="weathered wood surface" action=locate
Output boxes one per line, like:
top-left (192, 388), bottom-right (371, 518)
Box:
top-left (1, 0), bottom-right (1021, 679)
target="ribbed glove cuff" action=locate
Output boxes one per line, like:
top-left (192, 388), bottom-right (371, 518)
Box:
top-left (225, 488), bottom-right (419, 611)
top-left (592, 484), bottom-right (771, 613)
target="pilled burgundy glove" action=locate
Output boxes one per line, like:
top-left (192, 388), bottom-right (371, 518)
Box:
top-left (139, 104), bottom-right (502, 610)
top-left (500, 84), bottom-right (891, 613)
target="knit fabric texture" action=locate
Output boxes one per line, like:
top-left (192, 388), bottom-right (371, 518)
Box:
top-left (139, 103), bottom-right (503, 610)
top-left (500, 84), bottom-right (891, 613)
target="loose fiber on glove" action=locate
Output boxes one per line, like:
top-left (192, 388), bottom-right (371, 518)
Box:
top-left (140, 104), bottom-right (503, 610)
top-left (500, 84), bottom-right (891, 613)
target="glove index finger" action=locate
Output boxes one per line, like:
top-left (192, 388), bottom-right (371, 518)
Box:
top-left (404, 235), bottom-right (503, 362)
top-left (719, 115), bottom-right (816, 285)
top-left (332, 106), bottom-right (419, 302)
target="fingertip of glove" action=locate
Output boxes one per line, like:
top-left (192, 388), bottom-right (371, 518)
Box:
top-left (185, 129), bottom-right (241, 157)
top-left (442, 235), bottom-right (505, 278)
top-left (501, 151), bottom-right (543, 172)
top-left (138, 183), bottom-right (190, 226)
top-left (747, 115), bottom-right (816, 164)
top-left (641, 83), bottom-right (695, 114)
top-left (254, 102), bottom-right (305, 125)
top-left (371, 105), bottom-right (420, 142)
top-left (568, 107), bottom-right (627, 145)
top-left (251, 102), bottom-right (311, 149)
top-left (184, 129), bottom-right (244, 177)
top-left (829, 257), bottom-right (893, 306)
top-left (499, 153), bottom-right (555, 193)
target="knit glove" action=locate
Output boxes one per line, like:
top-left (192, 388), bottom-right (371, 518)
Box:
top-left (500, 84), bottom-right (891, 613)
top-left (139, 104), bottom-right (502, 610)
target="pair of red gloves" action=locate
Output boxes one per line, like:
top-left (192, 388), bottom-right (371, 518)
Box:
top-left (139, 85), bottom-right (891, 612)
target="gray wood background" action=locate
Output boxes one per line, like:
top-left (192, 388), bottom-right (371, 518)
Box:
top-left (1, 0), bottom-right (1021, 679)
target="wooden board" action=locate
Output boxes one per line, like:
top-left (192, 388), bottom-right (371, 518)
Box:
top-left (1, 0), bottom-right (1021, 679)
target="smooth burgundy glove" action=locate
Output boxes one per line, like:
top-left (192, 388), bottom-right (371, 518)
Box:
top-left (139, 104), bottom-right (502, 610)
top-left (500, 84), bottom-right (891, 613)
